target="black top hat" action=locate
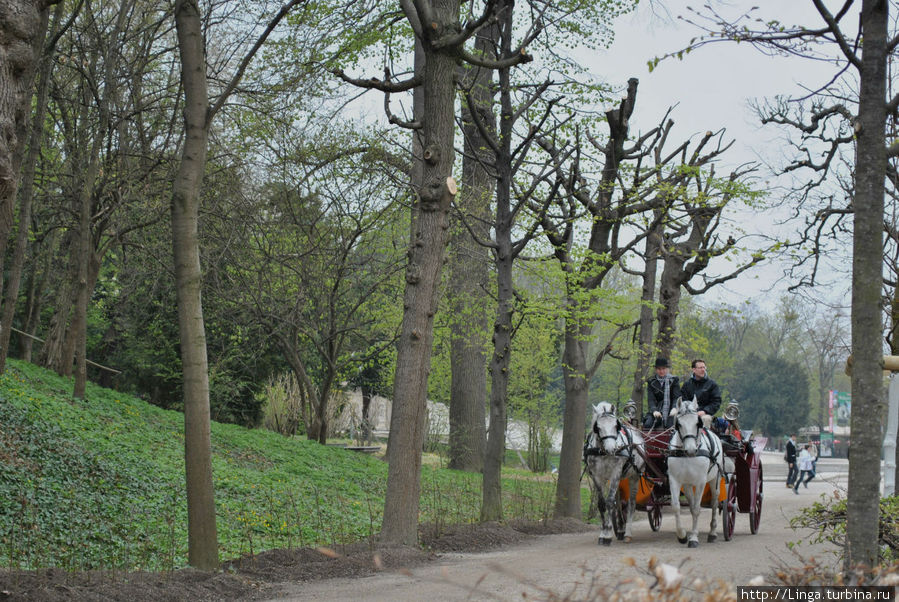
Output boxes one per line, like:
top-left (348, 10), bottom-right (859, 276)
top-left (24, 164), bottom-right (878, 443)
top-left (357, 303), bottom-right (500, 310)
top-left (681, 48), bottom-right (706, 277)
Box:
top-left (654, 357), bottom-right (669, 368)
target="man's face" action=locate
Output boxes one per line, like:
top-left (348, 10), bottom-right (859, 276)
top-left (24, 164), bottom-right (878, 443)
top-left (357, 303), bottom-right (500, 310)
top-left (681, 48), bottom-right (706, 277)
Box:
top-left (692, 362), bottom-right (707, 379)
top-left (655, 366), bottom-right (668, 378)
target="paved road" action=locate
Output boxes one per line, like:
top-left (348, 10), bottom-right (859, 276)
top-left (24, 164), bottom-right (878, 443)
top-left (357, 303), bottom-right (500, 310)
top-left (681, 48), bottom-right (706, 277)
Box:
top-left (269, 451), bottom-right (845, 601)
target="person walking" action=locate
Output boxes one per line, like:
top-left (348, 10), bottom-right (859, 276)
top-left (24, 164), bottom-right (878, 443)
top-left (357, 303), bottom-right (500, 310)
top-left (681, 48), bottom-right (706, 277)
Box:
top-left (802, 442), bottom-right (819, 488)
top-left (794, 444), bottom-right (814, 493)
top-left (785, 434), bottom-right (798, 488)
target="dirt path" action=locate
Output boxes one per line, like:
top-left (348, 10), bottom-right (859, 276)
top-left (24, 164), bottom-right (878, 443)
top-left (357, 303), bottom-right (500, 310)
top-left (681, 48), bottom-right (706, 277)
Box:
top-left (268, 453), bottom-right (844, 601)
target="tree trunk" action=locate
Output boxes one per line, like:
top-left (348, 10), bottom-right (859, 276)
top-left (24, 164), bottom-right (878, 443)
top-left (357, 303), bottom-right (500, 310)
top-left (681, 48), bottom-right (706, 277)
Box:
top-left (173, 0), bottom-right (218, 570)
top-left (847, 0), bottom-right (888, 569)
top-left (277, 333), bottom-right (323, 441)
top-left (0, 0), bottom-right (57, 374)
top-left (315, 372), bottom-right (334, 444)
top-left (361, 384), bottom-right (372, 443)
top-left (73, 0), bottom-right (126, 398)
top-left (630, 220), bottom-right (661, 416)
top-left (481, 224), bottom-right (513, 521)
top-left (381, 1), bottom-right (458, 545)
top-left (0, 0), bottom-right (49, 307)
top-left (480, 12), bottom-right (514, 519)
top-left (551, 80), bottom-right (640, 517)
top-left (72, 121), bottom-right (105, 398)
top-left (21, 262), bottom-right (46, 363)
top-left (554, 314), bottom-right (589, 519)
top-left (655, 253), bottom-right (683, 360)
top-left (39, 238), bottom-right (76, 375)
top-left (447, 29), bottom-right (495, 473)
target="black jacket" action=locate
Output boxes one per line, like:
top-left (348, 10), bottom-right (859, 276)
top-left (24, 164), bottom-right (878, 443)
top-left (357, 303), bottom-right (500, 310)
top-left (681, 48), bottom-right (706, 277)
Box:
top-left (681, 375), bottom-right (722, 416)
top-left (785, 439), bottom-right (797, 464)
top-left (644, 375), bottom-right (681, 428)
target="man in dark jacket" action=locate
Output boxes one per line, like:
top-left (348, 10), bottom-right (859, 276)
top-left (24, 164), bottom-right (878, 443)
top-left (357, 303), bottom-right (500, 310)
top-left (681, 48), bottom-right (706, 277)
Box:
top-left (680, 359), bottom-right (722, 419)
top-left (643, 357), bottom-right (681, 429)
top-left (785, 433), bottom-right (798, 487)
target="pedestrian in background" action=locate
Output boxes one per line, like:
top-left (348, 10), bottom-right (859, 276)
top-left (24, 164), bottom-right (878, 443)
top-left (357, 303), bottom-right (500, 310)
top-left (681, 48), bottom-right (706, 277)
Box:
top-left (794, 444), bottom-right (814, 493)
top-left (785, 433), bottom-right (798, 488)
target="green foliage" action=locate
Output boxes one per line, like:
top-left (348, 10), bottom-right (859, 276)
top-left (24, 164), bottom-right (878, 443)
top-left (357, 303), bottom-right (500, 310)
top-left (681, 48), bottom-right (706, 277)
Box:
top-left (729, 353), bottom-right (810, 436)
top-left (791, 492), bottom-right (899, 562)
top-left (509, 312), bottom-right (563, 472)
top-left (0, 359), bottom-right (561, 571)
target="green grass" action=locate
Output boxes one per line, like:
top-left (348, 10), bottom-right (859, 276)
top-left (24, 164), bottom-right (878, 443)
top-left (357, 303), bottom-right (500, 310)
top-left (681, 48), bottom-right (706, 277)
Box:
top-left (0, 360), bottom-right (577, 572)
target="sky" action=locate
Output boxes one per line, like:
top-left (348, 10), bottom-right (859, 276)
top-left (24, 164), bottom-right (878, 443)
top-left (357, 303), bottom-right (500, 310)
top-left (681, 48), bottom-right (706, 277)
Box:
top-left (588, 0), bottom-right (853, 311)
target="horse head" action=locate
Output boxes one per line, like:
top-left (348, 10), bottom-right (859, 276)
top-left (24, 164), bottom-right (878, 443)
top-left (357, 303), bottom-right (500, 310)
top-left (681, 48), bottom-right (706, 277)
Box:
top-left (674, 396), bottom-right (700, 456)
top-left (591, 402), bottom-right (620, 455)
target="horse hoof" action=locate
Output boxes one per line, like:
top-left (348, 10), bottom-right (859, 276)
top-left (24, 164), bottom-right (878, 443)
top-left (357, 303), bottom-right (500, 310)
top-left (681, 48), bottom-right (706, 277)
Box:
top-left (707, 534), bottom-right (717, 543)
top-left (687, 540), bottom-right (699, 548)
top-left (599, 537), bottom-right (611, 546)
top-left (624, 536), bottom-right (632, 543)
top-left (677, 536), bottom-right (688, 544)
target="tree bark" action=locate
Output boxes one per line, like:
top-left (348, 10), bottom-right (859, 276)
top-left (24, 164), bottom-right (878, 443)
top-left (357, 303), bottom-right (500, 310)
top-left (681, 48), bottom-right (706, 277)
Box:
top-left (0, 0), bottom-right (50, 308)
top-left (655, 253), bottom-right (683, 360)
top-left (21, 261), bottom-right (46, 363)
top-left (630, 220), bottom-right (661, 414)
top-left (38, 235), bottom-right (76, 374)
top-left (381, 0), bottom-right (458, 545)
top-left (554, 315), bottom-right (589, 518)
top-left (447, 29), bottom-right (495, 473)
top-left (0, 0), bottom-right (57, 374)
top-left (481, 6), bottom-right (515, 520)
top-left (173, 0), bottom-right (218, 570)
top-left (847, 0), bottom-right (888, 570)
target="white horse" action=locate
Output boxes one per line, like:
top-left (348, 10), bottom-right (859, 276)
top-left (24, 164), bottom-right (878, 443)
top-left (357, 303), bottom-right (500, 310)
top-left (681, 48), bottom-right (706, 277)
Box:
top-left (667, 397), bottom-right (726, 548)
top-left (583, 401), bottom-right (646, 545)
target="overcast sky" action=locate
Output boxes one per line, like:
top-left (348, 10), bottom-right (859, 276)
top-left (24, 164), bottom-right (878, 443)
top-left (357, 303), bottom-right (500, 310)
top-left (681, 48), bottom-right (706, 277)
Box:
top-left (589, 0), bottom-right (852, 311)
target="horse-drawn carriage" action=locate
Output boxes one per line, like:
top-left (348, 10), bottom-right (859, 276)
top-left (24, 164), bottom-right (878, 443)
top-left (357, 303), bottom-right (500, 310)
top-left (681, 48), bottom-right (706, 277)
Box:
top-left (583, 398), bottom-right (764, 547)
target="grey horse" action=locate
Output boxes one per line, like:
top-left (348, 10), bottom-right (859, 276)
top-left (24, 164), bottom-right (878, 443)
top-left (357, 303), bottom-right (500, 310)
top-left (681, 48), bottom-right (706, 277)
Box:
top-left (583, 402), bottom-right (646, 545)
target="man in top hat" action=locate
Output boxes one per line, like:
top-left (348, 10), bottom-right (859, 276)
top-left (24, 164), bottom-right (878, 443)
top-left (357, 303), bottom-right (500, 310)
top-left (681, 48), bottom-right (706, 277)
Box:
top-left (643, 357), bottom-right (681, 429)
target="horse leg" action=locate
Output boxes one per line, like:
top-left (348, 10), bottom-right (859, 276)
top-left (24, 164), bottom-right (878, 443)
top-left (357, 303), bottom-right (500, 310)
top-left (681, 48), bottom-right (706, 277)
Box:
top-left (593, 475), bottom-right (613, 546)
top-left (600, 486), bottom-right (618, 545)
top-left (707, 472), bottom-right (720, 543)
top-left (669, 472), bottom-right (687, 544)
top-left (686, 484), bottom-right (701, 548)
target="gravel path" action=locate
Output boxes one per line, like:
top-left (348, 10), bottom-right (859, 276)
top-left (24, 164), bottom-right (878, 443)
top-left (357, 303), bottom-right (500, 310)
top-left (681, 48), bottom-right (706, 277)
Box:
top-left (269, 452), bottom-right (844, 601)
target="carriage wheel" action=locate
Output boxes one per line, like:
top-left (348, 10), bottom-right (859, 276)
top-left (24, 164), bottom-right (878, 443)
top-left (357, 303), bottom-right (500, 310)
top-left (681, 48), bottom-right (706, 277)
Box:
top-left (722, 474), bottom-right (737, 541)
top-left (749, 464), bottom-right (763, 534)
top-left (647, 489), bottom-right (662, 532)
top-left (612, 491), bottom-right (627, 540)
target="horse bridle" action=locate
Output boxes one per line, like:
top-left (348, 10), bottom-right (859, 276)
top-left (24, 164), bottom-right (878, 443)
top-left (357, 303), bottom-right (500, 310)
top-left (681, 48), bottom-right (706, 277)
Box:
top-left (592, 413), bottom-right (624, 452)
top-left (671, 413), bottom-right (717, 466)
top-left (674, 414), bottom-right (698, 445)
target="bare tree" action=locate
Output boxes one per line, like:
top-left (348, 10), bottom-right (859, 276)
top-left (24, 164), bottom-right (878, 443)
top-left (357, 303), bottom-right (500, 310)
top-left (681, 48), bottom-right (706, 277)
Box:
top-left (680, 0), bottom-right (888, 567)
top-left (538, 86), bottom-right (738, 518)
top-left (653, 166), bottom-right (766, 360)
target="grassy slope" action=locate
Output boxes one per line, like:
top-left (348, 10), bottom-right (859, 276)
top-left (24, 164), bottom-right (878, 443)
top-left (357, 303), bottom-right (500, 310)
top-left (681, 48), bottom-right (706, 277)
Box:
top-left (0, 360), bottom-right (565, 571)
